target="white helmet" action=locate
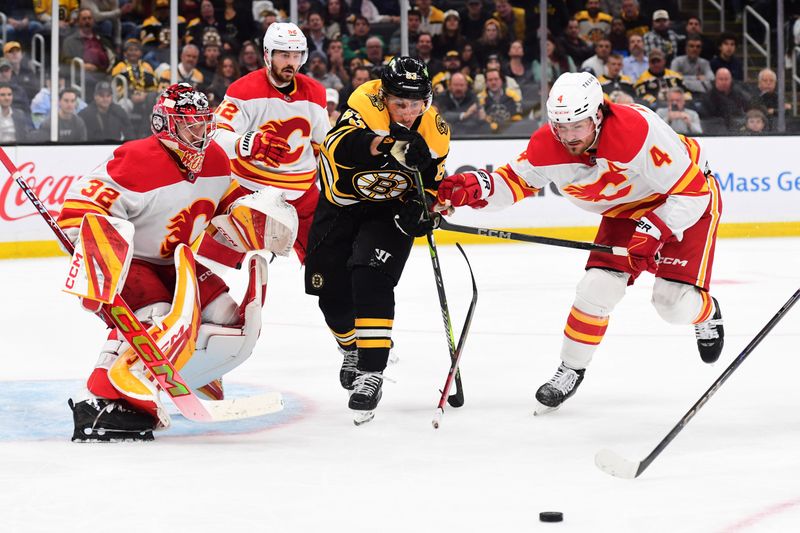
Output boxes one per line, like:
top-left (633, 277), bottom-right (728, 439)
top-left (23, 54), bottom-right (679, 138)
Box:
top-left (546, 72), bottom-right (604, 127)
top-left (263, 22), bottom-right (308, 70)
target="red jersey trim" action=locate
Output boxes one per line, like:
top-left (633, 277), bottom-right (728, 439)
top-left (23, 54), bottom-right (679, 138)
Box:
top-left (225, 70), bottom-right (326, 108)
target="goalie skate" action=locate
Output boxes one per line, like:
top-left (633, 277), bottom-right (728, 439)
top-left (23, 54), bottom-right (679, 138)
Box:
top-left (69, 398), bottom-right (157, 442)
top-left (533, 363), bottom-right (586, 416)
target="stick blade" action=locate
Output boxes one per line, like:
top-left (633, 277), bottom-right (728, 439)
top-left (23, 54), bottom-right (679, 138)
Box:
top-left (202, 392), bottom-right (284, 422)
top-left (594, 448), bottom-right (641, 479)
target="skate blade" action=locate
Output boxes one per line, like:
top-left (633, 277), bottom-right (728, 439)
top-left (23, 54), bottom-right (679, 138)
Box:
top-left (353, 410), bottom-right (376, 426)
top-left (533, 401), bottom-right (561, 416)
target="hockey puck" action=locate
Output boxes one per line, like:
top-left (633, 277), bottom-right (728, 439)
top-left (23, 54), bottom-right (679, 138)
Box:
top-left (539, 511), bottom-right (563, 523)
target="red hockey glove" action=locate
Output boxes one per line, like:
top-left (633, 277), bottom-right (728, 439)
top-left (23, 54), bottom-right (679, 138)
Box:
top-left (436, 170), bottom-right (493, 209)
top-left (236, 130), bottom-right (291, 167)
top-left (626, 213), bottom-right (673, 274)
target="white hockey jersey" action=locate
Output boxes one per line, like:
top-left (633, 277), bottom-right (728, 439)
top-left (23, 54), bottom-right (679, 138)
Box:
top-left (57, 136), bottom-right (240, 265)
top-left (213, 69), bottom-right (329, 200)
top-left (491, 103), bottom-right (717, 239)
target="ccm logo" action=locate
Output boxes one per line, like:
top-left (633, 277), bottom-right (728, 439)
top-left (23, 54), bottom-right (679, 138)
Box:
top-left (478, 229), bottom-right (511, 239)
top-left (65, 252), bottom-right (83, 289)
top-left (659, 257), bottom-right (689, 267)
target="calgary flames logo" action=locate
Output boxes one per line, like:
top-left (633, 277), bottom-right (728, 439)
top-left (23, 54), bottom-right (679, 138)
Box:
top-left (563, 162), bottom-right (632, 202)
top-left (160, 199), bottom-right (216, 258)
top-left (260, 117), bottom-right (311, 165)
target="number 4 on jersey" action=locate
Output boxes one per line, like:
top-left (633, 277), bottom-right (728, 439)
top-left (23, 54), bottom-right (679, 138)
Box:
top-left (649, 145), bottom-right (673, 167)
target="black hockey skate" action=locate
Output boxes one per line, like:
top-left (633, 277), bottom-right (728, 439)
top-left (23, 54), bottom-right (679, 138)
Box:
top-left (339, 347), bottom-right (359, 390)
top-left (695, 297), bottom-right (724, 364)
top-left (534, 363), bottom-right (586, 416)
top-left (69, 398), bottom-right (156, 442)
top-left (349, 372), bottom-right (383, 425)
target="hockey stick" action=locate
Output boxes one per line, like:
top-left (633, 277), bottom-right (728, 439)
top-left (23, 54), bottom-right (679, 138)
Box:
top-left (414, 171), bottom-right (464, 408)
top-left (437, 218), bottom-right (628, 256)
top-left (432, 243), bottom-right (477, 428)
top-left (595, 288), bottom-right (800, 479)
top-left (0, 147), bottom-right (283, 422)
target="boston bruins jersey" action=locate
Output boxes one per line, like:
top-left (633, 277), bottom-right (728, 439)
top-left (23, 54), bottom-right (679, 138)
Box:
top-left (318, 79), bottom-right (450, 207)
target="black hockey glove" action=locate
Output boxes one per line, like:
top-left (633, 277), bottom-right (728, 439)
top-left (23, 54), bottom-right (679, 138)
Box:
top-left (387, 123), bottom-right (434, 171)
top-left (394, 197), bottom-right (440, 237)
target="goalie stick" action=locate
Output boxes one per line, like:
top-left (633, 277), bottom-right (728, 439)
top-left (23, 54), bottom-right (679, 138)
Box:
top-left (432, 243), bottom-right (477, 429)
top-left (0, 147), bottom-right (283, 423)
top-left (414, 171), bottom-right (464, 408)
top-left (437, 218), bottom-right (628, 256)
top-left (595, 288), bottom-right (800, 479)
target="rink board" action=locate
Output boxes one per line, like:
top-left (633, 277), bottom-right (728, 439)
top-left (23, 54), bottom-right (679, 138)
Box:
top-left (1, 137), bottom-right (799, 258)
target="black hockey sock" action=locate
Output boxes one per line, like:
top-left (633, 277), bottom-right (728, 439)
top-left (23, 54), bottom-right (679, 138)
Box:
top-left (352, 267), bottom-right (396, 372)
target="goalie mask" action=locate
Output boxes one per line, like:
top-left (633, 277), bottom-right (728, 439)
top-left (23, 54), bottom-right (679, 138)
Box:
top-left (151, 83), bottom-right (216, 176)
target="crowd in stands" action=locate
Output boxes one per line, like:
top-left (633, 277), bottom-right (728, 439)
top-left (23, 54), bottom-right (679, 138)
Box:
top-left (0, 0), bottom-right (799, 144)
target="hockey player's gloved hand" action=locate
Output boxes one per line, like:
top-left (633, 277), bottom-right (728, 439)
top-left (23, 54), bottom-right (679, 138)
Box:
top-left (394, 197), bottom-right (439, 237)
top-left (236, 130), bottom-right (291, 167)
top-left (437, 170), bottom-right (493, 209)
top-left (386, 123), bottom-right (434, 171)
top-left (626, 213), bottom-right (673, 274)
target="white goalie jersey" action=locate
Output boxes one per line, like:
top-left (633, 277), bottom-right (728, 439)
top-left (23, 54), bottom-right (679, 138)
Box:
top-left (213, 70), bottom-right (329, 200)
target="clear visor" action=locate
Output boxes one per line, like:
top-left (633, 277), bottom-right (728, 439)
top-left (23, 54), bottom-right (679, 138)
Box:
top-left (385, 95), bottom-right (432, 119)
top-left (171, 113), bottom-right (216, 151)
top-left (550, 117), bottom-right (596, 142)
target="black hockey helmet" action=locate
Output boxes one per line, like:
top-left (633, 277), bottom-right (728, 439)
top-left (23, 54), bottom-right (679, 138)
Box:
top-left (381, 56), bottom-right (432, 101)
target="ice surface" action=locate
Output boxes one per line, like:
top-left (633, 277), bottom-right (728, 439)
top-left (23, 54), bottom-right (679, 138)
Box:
top-left (1, 237), bottom-right (799, 532)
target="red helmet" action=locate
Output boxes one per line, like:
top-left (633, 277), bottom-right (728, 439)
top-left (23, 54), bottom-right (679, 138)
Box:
top-left (151, 83), bottom-right (216, 175)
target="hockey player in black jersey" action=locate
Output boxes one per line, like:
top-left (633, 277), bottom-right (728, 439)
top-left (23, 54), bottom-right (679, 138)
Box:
top-left (305, 56), bottom-right (451, 425)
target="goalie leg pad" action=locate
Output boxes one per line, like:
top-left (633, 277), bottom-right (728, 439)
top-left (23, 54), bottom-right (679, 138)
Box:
top-left (651, 278), bottom-right (705, 325)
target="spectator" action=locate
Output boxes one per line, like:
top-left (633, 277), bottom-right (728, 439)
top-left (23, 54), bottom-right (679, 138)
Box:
top-left (623, 33), bottom-right (648, 81)
top-left (238, 41), bottom-right (263, 75)
top-left (608, 18), bottom-right (629, 56)
top-left (524, 1), bottom-right (570, 58)
top-left (159, 44), bottom-right (204, 88)
top-left (656, 87), bottom-right (702, 134)
top-left (432, 51), bottom-right (467, 95)
top-left (78, 81), bottom-right (134, 141)
top-left (140, 0), bottom-right (187, 68)
top-left (325, 87), bottom-right (340, 126)
top-left (504, 40), bottom-right (535, 100)
top-left (416, 0), bottom-right (444, 36)
top-left (206, 55), bottom-right (240, 107)
top-left (742, 108), bottom-right (768, 135)
top-left (0, 82), bottom-right (34, 143)
top-left (220, 0), bottom-right (256, 53)
top-left (307, 51), bottom-right (344, 91)
top-left (670, 34), bottom-right (714, 94)
top-left (581, 38), bottom-right (612, 77)
top-left (81, 0), bottom-right (136, 48)
top-left (702, 67), bottom-right (749, 129)
top-left (306, 11), bottom-right (331, 56)
top-left (34, 0), bottom-right (77, 35)
top-left (478, 68), bottom-right (522, 132)
top-left (2, 42), bottom-right (38, 105)
top-left (750, 68), bottom-right (787, 121)
top-left (598, 53), bottom-right (635, 97)
top-left (111, 39), bottom-right (158, 96)
top-left (325, 0), bottom-right (350, 40)
top-left (415, 33), bottom-right (443, 77)
top-left (343, 15), bottom-right (371, 61)
top-left (634, 48), bottom-right (689, 108)
top-left (608, 89), bottom-right (635, 103)
top-left (710, 32), bottom-right (743, 81)
top-left (390, 8), bottom-right (421, 56)
top-left (356, 0), bottom-right (401, 25)
top-left (326, 40), bottom-right (351, 88)
top-left (338, 65), bottom-right (371, 110)
top-left (575, 0), bottom-right (612, 44)
top-left (364, 37), bottom-right (389, 68)
top-left (3, 0), bottom-right (44, 45)
top-left (186, 0), bottom-right (223, 49)
top-left (197, 33), bottom-right (223, 85)
top-left (474, 54), bottom-right (521, 96)
top-left (434, 72), bottom-right (485, 132)
top-left (492, 0), bottom-right (526, 42)
top-left (559, 19), bottom-right (594, 67)
top-left (460, 0), bottom-right (490, 42)
top-left (620, 0), bottom-right (649, 37)
top-left (62, 8), bottom-right (113, 84)
top-left (460, 43), bottom-right (480, 79)
top-left (433, 10), bottom-right (467, 60)
top-left (474, 18), bottom-right (509, 67)
top-left (0, 59), bottom-right (31, 112)
top-left (643, 9), bottom-right (681, 63)
top-left (35, 88), bottom-right (87, 142)
top-left (677, 16), bottom-right (715, 60)
top-left (533, 35), bottom-right (577, 86)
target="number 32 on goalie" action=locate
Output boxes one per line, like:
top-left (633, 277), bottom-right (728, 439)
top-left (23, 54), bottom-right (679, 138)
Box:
top-left (80, 179), bottom-right (121, 210)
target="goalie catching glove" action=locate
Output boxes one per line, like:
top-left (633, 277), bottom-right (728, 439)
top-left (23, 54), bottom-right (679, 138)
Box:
top-left (436, 169), bottom-right (494, 209)
top-left (210, 188), bottom-right (299, 256)
top-left (236, 130), bottom-right (291, 167)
